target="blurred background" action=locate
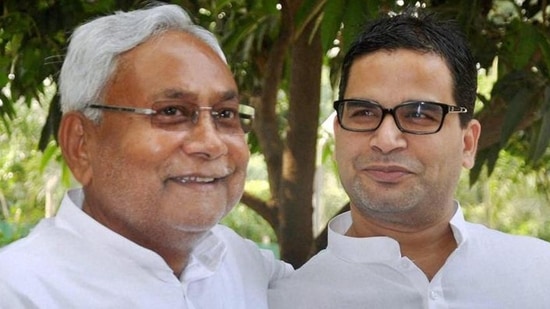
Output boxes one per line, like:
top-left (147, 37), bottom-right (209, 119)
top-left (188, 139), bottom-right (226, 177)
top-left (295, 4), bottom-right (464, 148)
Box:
top-left (1, 0), bottom-right (549, 268)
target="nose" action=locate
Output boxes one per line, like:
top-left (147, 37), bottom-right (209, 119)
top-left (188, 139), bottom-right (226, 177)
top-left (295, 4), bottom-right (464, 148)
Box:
top-left (182, 111), bottom-right (228, 159)
top-left (369, 113), bottom-right (407, 154)
top-left (190, 107), bottom-right (214, 124)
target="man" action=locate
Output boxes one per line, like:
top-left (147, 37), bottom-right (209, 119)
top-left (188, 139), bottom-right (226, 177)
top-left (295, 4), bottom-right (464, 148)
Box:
top-left (269, 10), bottom-right (550, 308)
top-left (0, 4), bottom-right (291, 308)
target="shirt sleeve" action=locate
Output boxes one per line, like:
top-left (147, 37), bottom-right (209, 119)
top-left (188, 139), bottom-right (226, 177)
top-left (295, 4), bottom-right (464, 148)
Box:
top-left (258, 247), bottom-right (294, 284)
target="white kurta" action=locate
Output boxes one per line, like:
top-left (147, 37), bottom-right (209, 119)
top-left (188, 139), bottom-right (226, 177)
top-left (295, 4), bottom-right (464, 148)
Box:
top-left (0, 189), bottom-right (293, 308)
top-left (269, 206), bottom-right (550, 309)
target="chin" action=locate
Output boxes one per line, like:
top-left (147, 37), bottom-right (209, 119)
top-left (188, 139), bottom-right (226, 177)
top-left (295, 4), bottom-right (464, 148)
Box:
top-left (175, 213), bottom-right (226, 231)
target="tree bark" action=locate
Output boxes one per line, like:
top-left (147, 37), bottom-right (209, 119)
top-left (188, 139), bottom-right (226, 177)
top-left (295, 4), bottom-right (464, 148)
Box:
top-left (277, 10), bottom-right (323, 267)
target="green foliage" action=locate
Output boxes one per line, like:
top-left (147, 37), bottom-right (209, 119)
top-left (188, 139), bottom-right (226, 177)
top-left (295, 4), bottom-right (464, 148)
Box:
top-left (2, 0), bottom-right (548, 175)
top-left (532, 86), bottom-right (550, 164)
top-left (0, 96), bottom-right (65, 246)
top-left (0, 0), bottom-right (138, 144)
top-left (221, 179), bottom-right (277, 245)
top-left (1, 0), bottom-right (549, 255)
top-left (458, 150), bottom-right (550, 241)
top-left (472, 0), bottom-right (550, 179)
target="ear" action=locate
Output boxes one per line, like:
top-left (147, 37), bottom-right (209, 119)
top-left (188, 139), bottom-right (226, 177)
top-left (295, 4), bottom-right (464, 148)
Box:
top-left (58, 112), bottom-right (95, 186)
top-left (462, 119), bottom-right (481, 169)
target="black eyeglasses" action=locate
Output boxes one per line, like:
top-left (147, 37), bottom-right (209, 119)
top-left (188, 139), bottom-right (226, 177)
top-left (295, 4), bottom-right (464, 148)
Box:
top-left (87, 101), bottom-right (255, 135)
top-left (333, 99), bottom-right (467, 135)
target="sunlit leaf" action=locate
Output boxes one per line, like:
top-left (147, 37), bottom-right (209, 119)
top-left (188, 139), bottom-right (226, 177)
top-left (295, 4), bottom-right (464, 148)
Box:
top-left (39, 142), bottom-right (58, 173)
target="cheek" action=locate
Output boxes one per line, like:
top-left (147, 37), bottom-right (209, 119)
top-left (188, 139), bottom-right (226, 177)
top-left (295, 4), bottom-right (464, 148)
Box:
top-left (226, 138), bottom-right (250, 183)
top-left (115, 131), bottom-right (176, 164)
top-left (227, 136), bottom-right (251, 165)
top-left (228, 139), bottom-right (250, 177)
top-left (90, 129), bottom-right (174, 186)
top-left (98, 116), bottom-right (173, 155)
top-left (334, 136), bottom-right (357, 178)
top-left (423, 136), bottom-right (464, 178)
top-left (334, 132), bottom-right (357, 159)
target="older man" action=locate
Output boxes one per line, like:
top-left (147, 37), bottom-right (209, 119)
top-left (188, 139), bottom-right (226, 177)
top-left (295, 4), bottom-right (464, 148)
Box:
top-left (0, 4), bottom-right (291, 308)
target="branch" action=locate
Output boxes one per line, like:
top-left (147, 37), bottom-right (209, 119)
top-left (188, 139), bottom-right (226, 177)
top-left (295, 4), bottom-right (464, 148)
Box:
top-left (240, 191), bottom-right (278, 228)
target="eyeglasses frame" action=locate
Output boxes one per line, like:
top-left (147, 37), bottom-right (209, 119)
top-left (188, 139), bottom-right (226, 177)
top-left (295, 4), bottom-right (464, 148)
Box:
top-left (86, 102), bottom-right (255, 134)
top-left (333, 99), bottom-right (468, 135)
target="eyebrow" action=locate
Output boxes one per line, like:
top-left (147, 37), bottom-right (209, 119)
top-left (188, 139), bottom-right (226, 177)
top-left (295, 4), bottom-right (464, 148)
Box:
top-left (153, 88), bottom-right (239, 103)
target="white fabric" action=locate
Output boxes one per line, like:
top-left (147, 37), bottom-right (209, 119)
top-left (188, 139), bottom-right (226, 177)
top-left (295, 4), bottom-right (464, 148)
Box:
top-left (0, 189), bottom-right (293, 309)
top-left (269, 205), bottom-right (550, 309)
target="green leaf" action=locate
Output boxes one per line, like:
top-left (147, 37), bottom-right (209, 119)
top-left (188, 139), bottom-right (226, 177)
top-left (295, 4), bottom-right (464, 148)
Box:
top-left (320, 0), bottom-right (344, 52)
top-left (222, 16), bottom-right (266, 53)
top-left (492, 71), bottom-right (538, 147)
top-left (0, 92), bottom-right (16, 120)
top-left (39, 142), bottom-right (58, 173)
top-left (501, 20), bottom-right (539, 70)
top-left (341, 0), bottom-right (369, 53)
top-left (500, 87), bottom-right (532, 147)
top-left (538, 27), bottom-right (550, 76)
top-left (471, 144), bottom-right (501, 183)
top-left (295, 0), bottom-right (325, 39)
top-left (530, 86), bottom-right (550, 163)
top-left (61, 160), bottom-right (72, 188)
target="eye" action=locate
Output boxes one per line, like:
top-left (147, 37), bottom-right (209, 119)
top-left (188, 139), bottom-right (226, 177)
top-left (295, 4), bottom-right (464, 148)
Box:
top-left (399, 103), bottom-right (442, 123)
top-left (157, 105), bottom-right (193, 117)
top-left (405, 110), bottom-right (428, 119)
top-left (354, 108), bottom-right (376, 117)
top-left (158, 106), bottom-right (178, 116)
top-left (150, 102), bottom-right (195, 127)
top-left (215, 107), bottom-right (238, 119)
top-left (345, 102), bottom-right (380, 119)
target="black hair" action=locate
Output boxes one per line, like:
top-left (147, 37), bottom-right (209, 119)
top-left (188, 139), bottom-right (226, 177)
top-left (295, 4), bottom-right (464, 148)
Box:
top-left (338, 9), bottom-right (477, 126)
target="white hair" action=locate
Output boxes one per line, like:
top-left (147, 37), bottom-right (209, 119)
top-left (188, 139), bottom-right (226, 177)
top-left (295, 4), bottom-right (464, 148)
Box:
top-left (59, 4), bottom-right (226, 121)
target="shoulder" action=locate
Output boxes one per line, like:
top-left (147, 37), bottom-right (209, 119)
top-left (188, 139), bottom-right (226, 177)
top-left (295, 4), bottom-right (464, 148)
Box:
top-left (463, 221), bottom-right (550, 265)
top-left (466, 221), bottom-right (550, 248)
top-left (0, 219), bottom-right (78, 300)
top-left (0, 219), bottom-right (58, 267)
top-left (211, 225), bottom-right (293, 280)
top-left (269, 249), bottom-right (342, 308)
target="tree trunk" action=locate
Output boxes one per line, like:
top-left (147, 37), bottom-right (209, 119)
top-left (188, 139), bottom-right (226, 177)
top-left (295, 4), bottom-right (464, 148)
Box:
top-left (277, 13), bottom-right (323, 268)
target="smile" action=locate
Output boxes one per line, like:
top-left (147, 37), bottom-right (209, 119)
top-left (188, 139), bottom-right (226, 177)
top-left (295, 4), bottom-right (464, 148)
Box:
top-left (363, 165), bottom-right (414, 184)
top-left (172, 176), bottom-right (218, 183)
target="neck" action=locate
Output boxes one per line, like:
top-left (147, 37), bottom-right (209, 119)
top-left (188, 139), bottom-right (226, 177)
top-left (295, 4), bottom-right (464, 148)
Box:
top-left (81, 198), bottom-right (206, 278)
top-left (144, 231), bottom-right (209, 278)
top-left (346, 206), bottom-right (457, 281)
top-left (157, 247), bottom-right (192, 277)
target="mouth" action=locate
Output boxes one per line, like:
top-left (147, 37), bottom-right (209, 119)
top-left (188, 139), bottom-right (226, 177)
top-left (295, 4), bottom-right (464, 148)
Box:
top-left (363, 165), bottom-right (413, 184)
top-left (167, 167), bottom-right (234, 185)
top-left (171, 175), bottom-right (218, 184)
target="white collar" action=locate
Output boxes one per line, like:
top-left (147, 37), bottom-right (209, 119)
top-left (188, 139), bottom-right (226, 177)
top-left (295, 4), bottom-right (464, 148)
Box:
top-left (56, 188), bottom-right (227, 283)
top-left (327, 202), bottom-right (468, 264)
